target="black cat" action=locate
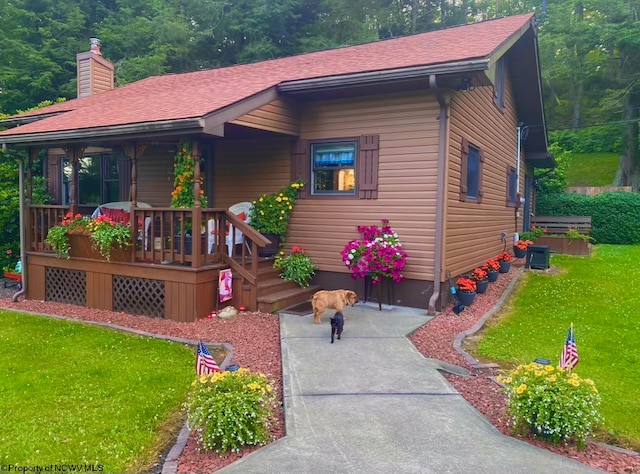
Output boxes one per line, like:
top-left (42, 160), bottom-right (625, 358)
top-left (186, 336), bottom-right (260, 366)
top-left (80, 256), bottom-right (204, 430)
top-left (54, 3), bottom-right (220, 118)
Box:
top-left (330, 311), bottom-right (344, 343)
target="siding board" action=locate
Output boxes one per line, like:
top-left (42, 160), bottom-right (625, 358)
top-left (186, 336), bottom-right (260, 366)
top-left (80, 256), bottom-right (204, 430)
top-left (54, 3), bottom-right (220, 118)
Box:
top-left (447, 71), bottom-right (522, 278)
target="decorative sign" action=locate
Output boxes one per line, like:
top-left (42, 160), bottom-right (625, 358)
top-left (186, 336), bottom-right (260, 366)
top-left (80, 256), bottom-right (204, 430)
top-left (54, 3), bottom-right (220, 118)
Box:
top-left (219, 269), bottom-right (233, 302)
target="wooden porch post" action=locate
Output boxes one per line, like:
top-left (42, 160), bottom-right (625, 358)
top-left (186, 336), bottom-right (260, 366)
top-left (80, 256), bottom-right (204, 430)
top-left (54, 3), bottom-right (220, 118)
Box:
top-left (191, 139), bottom-right (202, 266)
top-left (62, 146), bottom-right (85, 216)
top-left (25, 148), bottom-right (39, 252)
top-left (123, 142), bottom-right (147, 206)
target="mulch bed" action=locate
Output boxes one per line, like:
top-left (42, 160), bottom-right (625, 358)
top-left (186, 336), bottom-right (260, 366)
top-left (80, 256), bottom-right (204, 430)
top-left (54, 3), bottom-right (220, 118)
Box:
top-left (1, 266), bottom-right (639, 473)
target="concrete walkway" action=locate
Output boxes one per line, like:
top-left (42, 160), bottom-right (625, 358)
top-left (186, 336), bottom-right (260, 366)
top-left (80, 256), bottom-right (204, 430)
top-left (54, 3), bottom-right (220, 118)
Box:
top-left (219, 304), bottom-right (601, 473)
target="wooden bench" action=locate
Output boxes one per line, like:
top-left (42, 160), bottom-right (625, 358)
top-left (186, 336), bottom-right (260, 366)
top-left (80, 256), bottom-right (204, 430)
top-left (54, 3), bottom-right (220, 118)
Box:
top-left (530, 216), bottom-right (592, 235)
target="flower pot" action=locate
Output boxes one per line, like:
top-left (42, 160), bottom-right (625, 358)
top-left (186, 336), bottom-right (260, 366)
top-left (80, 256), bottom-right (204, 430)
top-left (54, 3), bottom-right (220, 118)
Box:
top-left (475, 279), bottom-right (489, 294)
top-left (68, 233), bottom-right (129, 262)
top-left (457, 291), bottom-right (476, 306)
top-left (513, 247), bottom-right (527, 258)
top-left (174, 234), bottom-right (206, 256)
top-left (487, 270), bottom-right (499, 282)
top-left (259, 233), bottom-right (280, 257)
top-left (499, 260), bottom-right (511, 273)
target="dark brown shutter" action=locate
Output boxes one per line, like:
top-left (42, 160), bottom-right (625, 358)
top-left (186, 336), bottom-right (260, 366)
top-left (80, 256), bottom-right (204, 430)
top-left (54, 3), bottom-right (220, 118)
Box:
top-left (291, 139), bottom-right (309, 199)
top-left (358, 134), bottom-right (379, 199)
top-left (477, 147), bottom-right (484, 203)
top-left (459, 138), bottom-right (469, 200)
top-left (119, 155), bottom-right (132, 201)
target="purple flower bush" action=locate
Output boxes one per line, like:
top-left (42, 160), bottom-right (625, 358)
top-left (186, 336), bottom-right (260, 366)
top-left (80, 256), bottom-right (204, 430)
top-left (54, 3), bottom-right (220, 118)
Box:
top-left (341, 219), bottom-right (408, 283)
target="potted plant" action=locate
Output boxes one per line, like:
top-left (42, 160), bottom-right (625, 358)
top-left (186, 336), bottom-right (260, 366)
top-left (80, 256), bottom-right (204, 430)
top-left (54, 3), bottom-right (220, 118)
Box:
top-left (470, 267), bottom-right (489, 294)
top-left (273, 246), bottom-right (316, 288)
top-left (46, 212), bottom-right (132, 261)
top-left (484, 260), bottom-right (500, 282)
top-left (496, 252), bottom-right (513, 273)
top-left (455, 277), bottom-right (477, 306)
top-left (497, 362), bottom-right (603, 449)
top-left (341, 219), bottom-right (408, 284)
top-left (248, 179), bottom-right (305, 256)
top-left (2, 248), bottom-right (22, 289)
top-left (513, 239), bottom-right (533, 258)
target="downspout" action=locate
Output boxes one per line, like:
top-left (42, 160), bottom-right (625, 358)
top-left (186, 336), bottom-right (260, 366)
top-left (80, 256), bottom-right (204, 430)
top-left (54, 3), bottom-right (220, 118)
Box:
top-left (428, 74), bottom-right (449, 316)
top-left (10, 146), bottom-right (27, 301)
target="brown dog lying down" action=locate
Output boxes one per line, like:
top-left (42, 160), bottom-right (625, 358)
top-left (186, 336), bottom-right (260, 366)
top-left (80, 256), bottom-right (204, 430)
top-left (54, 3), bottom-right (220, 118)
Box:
top-left (311, 289), bottom-right (358, 324)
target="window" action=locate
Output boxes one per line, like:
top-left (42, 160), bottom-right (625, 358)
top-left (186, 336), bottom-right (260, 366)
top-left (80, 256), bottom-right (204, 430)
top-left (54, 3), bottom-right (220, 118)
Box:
top-left (507, 166), bottom-right (517, 206)
top-left (291, 135), bottom-right (379, 199)
top-left (460, 138), bottom-right (483, 202)
top-left (62, 154), bottom-right (122, 205)
top-left (311, 141), bottom-right (356, 195)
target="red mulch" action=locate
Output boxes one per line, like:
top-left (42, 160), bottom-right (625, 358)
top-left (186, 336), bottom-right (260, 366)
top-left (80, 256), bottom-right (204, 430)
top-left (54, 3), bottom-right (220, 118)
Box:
top-left (1, 266), bottom-right (638, 473)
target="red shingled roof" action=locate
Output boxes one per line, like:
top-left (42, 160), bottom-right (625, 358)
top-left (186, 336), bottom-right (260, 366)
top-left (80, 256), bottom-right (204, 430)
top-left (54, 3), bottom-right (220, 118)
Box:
top-left (1, 14), bottom-right (533, 137)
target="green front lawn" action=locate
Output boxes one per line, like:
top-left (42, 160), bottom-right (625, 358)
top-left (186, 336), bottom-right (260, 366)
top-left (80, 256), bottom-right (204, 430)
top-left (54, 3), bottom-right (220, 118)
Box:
top-left (0, 311), bottom-right (195, 472)
top-left (565, 152), bottom-right (619, 187)
top-left (476, 245), bottom-right (640, 450)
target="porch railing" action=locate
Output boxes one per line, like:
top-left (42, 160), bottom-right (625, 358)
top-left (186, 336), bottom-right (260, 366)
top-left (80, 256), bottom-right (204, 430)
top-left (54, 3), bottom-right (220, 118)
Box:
top-left (27, 204), bottom-right (272, 305)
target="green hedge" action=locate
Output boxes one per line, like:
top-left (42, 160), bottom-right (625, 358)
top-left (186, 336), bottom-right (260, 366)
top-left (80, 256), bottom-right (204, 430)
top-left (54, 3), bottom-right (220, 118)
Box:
top-left (535, 192), bottom-right (640, 244)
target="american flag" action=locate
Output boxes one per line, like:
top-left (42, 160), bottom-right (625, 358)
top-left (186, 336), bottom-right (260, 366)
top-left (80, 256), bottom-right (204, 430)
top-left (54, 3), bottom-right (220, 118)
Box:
top-left (560, 326), bottom-right (579, 370)
top-left (196, 340), bottom-right (221, 376)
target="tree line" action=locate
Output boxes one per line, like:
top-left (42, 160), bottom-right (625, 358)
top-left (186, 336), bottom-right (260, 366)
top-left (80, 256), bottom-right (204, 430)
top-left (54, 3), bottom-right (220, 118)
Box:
top-left (2, 0), bottom-right (640, 186)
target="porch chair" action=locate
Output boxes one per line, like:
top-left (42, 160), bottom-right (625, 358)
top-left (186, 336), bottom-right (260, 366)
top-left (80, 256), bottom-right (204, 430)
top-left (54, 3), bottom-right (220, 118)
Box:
top-left (207, 201), bottom-right (253, 256)
top-left (91, 201), bottom-right (153, 249)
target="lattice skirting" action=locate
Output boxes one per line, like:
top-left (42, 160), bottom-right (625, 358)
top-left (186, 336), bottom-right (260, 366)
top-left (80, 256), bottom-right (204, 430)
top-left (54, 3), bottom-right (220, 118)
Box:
top-left (113, 275), bottom-right (165, 318)
top-left (45, 267), bottom-right (165, 318)
top-left (45, 267), bottom-right (86, 306)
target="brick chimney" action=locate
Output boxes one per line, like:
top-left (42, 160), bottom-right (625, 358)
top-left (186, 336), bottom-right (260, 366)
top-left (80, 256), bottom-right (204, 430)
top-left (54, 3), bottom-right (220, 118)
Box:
top-left (76, 38), bottom-right (115, 98)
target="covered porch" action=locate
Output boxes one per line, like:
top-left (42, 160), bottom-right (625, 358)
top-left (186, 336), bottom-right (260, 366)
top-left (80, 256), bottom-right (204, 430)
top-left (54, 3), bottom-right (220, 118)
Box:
top-left (25, 203), bottom-right (289, 321)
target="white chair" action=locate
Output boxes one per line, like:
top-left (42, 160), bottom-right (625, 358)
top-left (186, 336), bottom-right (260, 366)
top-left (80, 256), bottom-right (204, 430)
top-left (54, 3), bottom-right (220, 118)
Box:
top-left (226, 202), bottom-right (253, 256)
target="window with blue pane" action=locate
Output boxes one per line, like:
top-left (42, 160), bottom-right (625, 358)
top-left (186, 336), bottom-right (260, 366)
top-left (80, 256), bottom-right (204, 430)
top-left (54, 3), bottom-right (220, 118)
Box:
top-left (311, 142), bottom-right (356, 195)
top-left (466, 145), bottom-right (480, 199)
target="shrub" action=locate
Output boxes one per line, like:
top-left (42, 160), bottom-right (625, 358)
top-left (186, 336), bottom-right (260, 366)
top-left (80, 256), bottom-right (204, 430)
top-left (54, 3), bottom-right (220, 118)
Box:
top-left (536, 191), bottom-right (640, 244)
top-left (186, 368), bottom-right (278, 454)
top-left (498, 363), bottom-right (603, 449)
top-left (273, 246), bottom-right (316, 288)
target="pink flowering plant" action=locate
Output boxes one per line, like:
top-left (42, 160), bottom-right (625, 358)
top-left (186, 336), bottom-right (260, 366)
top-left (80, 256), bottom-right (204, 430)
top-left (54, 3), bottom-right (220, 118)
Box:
top-left (341, 219), bottom-right (408, 283)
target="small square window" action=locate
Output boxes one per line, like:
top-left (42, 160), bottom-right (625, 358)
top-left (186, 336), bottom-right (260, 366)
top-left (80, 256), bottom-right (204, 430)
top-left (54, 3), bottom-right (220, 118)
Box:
top-left (466, 146), bottom-right (480, 199)
top-left (507, 166), bottom-right (517, 206)
top-left (311, 142), bottom-right (356, 195)
top-left (460, 138), bottom-right (483, 203)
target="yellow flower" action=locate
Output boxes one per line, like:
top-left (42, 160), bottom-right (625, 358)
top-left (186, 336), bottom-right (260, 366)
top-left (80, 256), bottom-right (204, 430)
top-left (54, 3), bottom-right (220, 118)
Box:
top-left (547, 375), bottom-right (557, 382)
top-left (276, 197), bottom-right (282, 202)
top-left (516, 383), bottom-right (527, 394)
top-left (569, 379), bottom-right (580, 387)
top-left (545, 365), bottom-right (554, 372)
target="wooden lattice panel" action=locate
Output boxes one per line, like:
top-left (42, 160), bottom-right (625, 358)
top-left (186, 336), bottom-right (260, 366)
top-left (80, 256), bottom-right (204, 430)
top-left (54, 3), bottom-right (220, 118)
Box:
top-left (45, 267), bottom-right (86, 306)
top-left (113, 276), bottom-right (165, 318)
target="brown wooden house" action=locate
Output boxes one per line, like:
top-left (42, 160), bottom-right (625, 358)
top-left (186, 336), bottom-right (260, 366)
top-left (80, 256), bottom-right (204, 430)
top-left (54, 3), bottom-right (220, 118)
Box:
top-left (0, 15), bottom-right (554, 321)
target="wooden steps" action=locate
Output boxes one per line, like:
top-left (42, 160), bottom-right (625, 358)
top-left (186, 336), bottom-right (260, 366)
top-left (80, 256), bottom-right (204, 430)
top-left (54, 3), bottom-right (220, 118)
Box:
top-left (239, 257), bottom-right (321, 314)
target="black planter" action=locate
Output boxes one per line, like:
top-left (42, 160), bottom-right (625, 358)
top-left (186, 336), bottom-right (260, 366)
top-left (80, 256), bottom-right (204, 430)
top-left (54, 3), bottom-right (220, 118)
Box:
top-left (457, 291), bottom-right (476, 306)
top-left (174, 234), bottom-right (206, 255)
top-left (258, 233), bottom-right (280, 257)
top-left (513, 246), bottom-right (527, 258)
top-left (475, 279), bottom-right (489, 294)
top-left (487, 270), bottom-right (499, 282)
top-left (499, 260), bottom-right (512, 273)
